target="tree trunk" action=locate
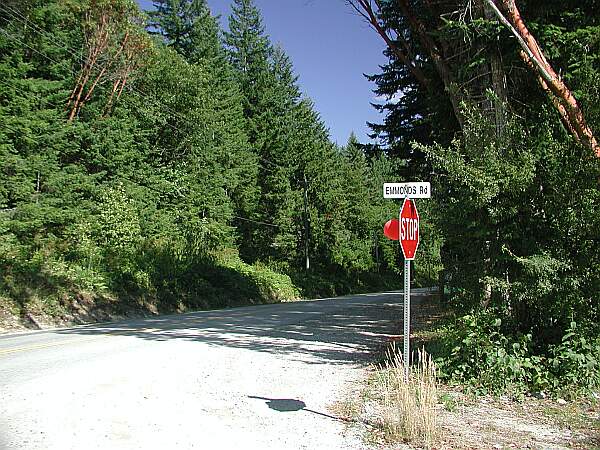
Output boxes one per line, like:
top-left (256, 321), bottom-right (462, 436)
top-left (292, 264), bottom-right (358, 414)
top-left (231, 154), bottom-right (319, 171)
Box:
top-left (395, 0), bottom-right (465, 128)
top-left (485, 0), bottom-right (600, 157)
top-left (348, 0), bottom-right (465, 129)
top-left (482, 1), bottom-right (508, 138)
top-left (350, 0), bottom-right (600, 156)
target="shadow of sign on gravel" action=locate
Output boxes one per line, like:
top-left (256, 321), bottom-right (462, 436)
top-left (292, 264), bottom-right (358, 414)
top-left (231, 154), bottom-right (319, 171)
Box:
top-left (54, 292), bottom-right (429, 365)
top-left (249, 396), bottom-right (307, 412)
top-left (248, 396), bottom-right (348, 422)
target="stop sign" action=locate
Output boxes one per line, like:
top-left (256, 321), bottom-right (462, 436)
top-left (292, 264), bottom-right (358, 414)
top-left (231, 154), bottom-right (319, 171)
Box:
top-left (400, 198), bottom-right (420, 260)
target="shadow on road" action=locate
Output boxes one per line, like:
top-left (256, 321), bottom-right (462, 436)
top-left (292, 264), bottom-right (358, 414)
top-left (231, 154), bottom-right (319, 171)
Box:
top-left (248, 395), bottom-right (348, 422)
top-left (55, 292), bottom-right (431, 365)
top-left (248, 396), bottom-right (307, 412)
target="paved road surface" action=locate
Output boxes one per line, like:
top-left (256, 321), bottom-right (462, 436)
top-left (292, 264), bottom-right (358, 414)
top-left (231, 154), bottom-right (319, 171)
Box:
top-left (0, 290), bottom-right (428, 450)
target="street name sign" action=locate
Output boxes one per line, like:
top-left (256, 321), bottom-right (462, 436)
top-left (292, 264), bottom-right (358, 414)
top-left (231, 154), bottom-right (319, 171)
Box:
top-left (383, 182), bottom-right (431, 199)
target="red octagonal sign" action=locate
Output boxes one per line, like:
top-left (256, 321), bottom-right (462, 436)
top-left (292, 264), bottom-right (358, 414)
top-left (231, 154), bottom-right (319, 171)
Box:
top-left (400, 198), bottom-right (420, 260)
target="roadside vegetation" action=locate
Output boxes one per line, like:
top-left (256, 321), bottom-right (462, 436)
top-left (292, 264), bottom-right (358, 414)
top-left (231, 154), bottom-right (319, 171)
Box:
top-left (376, 348), bottom-right (439, 448)
top-left (347, 0), bottom-right (600, 403)
top-left (336, 295), bottom-right (600, 449)
top-left (333, 2), bottom-right (600, 440)
top-left (0, 0), bottom-right (414, 330)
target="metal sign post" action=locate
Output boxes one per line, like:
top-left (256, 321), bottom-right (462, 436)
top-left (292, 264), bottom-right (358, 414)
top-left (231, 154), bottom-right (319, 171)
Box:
top-left (383, 182), bottom-right (429, 383)
top-left (399, 197), bottom-right (420, 381)
top-left (403, 257), bottom-right (411, 381)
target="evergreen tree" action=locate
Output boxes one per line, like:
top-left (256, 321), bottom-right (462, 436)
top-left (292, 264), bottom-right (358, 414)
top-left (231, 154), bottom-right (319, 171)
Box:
top-left (145, 0), bottom-right (258, 248)
top-left (0, 0), bottom-right (402, 329)
top-left (359, 0), bottom-right (600, 388)
top-left (224, 0), bottom-right (272, 146)
top-left (224, 0), bottom-right (292, 263)
top-left (148, 0), bottom-right (212, 61)
top-left (0, 0), bottom-right (94, 259)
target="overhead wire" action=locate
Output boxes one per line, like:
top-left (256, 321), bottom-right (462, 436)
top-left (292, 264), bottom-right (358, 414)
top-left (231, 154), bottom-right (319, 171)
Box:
top-left (1, 4), bottom-right (294, 181)
top-left (0, 7), bottom-right (196, 141)
top-left (0, 9), bottom-right (281, 229)
top-left (0, 119), bottom-right (282, 228)
top-left (0, 3), bottom-right (209, 133)
top-left (0, 27), bottom-right (191, 139)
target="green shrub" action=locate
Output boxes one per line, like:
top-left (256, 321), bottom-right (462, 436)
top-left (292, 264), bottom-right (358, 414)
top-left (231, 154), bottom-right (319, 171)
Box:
top-left (546, 322), bottom-right (600, 397)
top-left (436, 312), bottom-right (542, 398)
top-left (219, 257), bottom-right (300, 303)
top-left (435, 312), bottom-right (600, 399)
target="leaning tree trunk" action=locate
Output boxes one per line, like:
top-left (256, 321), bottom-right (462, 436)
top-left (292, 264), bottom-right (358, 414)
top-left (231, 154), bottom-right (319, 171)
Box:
top-left (349, 0), bottom-right (600, 157)
top-left (484, 0), bottom-right (600, 157)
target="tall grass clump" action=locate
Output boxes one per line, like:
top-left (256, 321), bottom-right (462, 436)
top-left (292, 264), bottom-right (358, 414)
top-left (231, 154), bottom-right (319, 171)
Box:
top-left (377, 346), bottom-right (440, 448)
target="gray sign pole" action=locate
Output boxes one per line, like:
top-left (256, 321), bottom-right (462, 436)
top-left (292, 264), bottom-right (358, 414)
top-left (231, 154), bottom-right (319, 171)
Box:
top-left (401, 201), bottom-right (411, 382)
top-left (403, 253), bottom-right (411, 381)
top-left (385, 185), bottom-right (428, 381)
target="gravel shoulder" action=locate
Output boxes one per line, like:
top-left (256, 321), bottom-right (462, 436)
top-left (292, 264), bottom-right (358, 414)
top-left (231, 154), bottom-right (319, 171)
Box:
top-left (339, 294), bottom-right (600, 450)
top-left (0, 290), bottom-right (428, 450)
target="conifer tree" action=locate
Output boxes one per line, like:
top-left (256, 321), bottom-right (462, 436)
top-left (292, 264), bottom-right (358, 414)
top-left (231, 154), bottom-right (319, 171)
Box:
top-left (146, 0), bottom-right (258, 247)
top-left (0, 0), bottom-right (406, 324)
top-left (224, 0), bottom-right (293, 263)
top-left (148, 0), bottom-right (211, 61)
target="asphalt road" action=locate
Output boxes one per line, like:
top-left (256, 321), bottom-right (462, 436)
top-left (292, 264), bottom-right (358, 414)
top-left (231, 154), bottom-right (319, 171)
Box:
top-left (0, 290), bottom-right (428, 450)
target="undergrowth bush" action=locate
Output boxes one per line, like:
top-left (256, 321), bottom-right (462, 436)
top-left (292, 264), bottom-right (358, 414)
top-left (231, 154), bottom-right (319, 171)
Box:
top-left (546, 321), bottom-right (600, 396)
top-left (219, 257), bottom-right (300, 303)
top-left (434, 311), bottom-right (600, 399)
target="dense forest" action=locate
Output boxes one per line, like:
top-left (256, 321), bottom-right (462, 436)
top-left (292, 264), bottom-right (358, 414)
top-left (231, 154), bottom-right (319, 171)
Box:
top-left (0, 0), bottom-right (406, 327)
top-left (1, 0), bottom-right (599, 396)
top-left (351, 0), bottom-right (600, 396)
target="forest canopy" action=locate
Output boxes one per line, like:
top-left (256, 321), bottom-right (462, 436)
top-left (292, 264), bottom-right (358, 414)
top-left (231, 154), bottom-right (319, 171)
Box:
top-left (351, 0), bottom-right (600, 396)
top-left (0, 0), bottom-right (403, 323)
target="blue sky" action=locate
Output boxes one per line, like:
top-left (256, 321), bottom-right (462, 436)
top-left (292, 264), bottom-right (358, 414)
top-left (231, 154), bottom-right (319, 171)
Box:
top-left (137, 0), bottom-right (388, 145)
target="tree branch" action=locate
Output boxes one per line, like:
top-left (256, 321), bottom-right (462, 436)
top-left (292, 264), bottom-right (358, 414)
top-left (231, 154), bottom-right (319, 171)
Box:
top-left (348, 0), bottom-right (431, 90)
top-left (484, 0), bottom-right (600, 157)
top-left (348, 0), bottom-right (465, 129)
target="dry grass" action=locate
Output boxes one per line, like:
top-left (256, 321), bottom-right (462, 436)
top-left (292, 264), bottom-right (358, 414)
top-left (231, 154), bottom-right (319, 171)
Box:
top-left (376, 345), bottom-right (440, 448)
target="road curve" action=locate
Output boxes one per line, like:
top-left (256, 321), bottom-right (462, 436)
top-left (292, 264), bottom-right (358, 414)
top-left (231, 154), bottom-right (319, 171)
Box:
top-left (0, 290), bottom-right (428, 450)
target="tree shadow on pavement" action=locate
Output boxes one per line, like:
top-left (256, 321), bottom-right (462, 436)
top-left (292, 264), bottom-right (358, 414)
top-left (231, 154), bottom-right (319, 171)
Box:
top-left (55, 291), bottom-right (432, 366)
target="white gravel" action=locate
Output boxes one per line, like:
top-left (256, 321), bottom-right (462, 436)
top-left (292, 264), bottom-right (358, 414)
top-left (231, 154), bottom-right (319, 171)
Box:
top-left (0, 291), bottom-right (418, 450)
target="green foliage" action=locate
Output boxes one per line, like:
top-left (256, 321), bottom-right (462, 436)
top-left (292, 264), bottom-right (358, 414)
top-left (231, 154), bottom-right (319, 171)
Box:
top-left (435, 314), bottom-right (600, 399)
top-left (417, 104), bottom-right (600, 396)
top-left (0, 0), bottom-right (398, 327)
top-left (547, 322), bottom-right (600, 396)
top-left (368, 0), bottom-right (600, 397)
top-left (436, 312), bottom-right (545, 398)
top-left (219, 254), bottom-right (300, 303)
top-left (96, 184), bottom-right (141, 255)
top-left (148, 0), bottom-right (218, 63)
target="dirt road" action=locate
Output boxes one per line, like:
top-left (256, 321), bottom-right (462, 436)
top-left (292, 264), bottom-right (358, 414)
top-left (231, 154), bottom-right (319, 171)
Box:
top-left (0, 290), bottom-right (430, 450)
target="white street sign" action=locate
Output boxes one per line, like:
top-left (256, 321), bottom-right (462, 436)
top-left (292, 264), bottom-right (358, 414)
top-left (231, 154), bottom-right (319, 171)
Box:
top-left (383, 182), bottom-right (431, 199)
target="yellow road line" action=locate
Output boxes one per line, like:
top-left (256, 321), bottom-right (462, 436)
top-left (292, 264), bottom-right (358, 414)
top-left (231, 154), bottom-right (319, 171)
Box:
top-left (0, 336), bottom-right (105, 356)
